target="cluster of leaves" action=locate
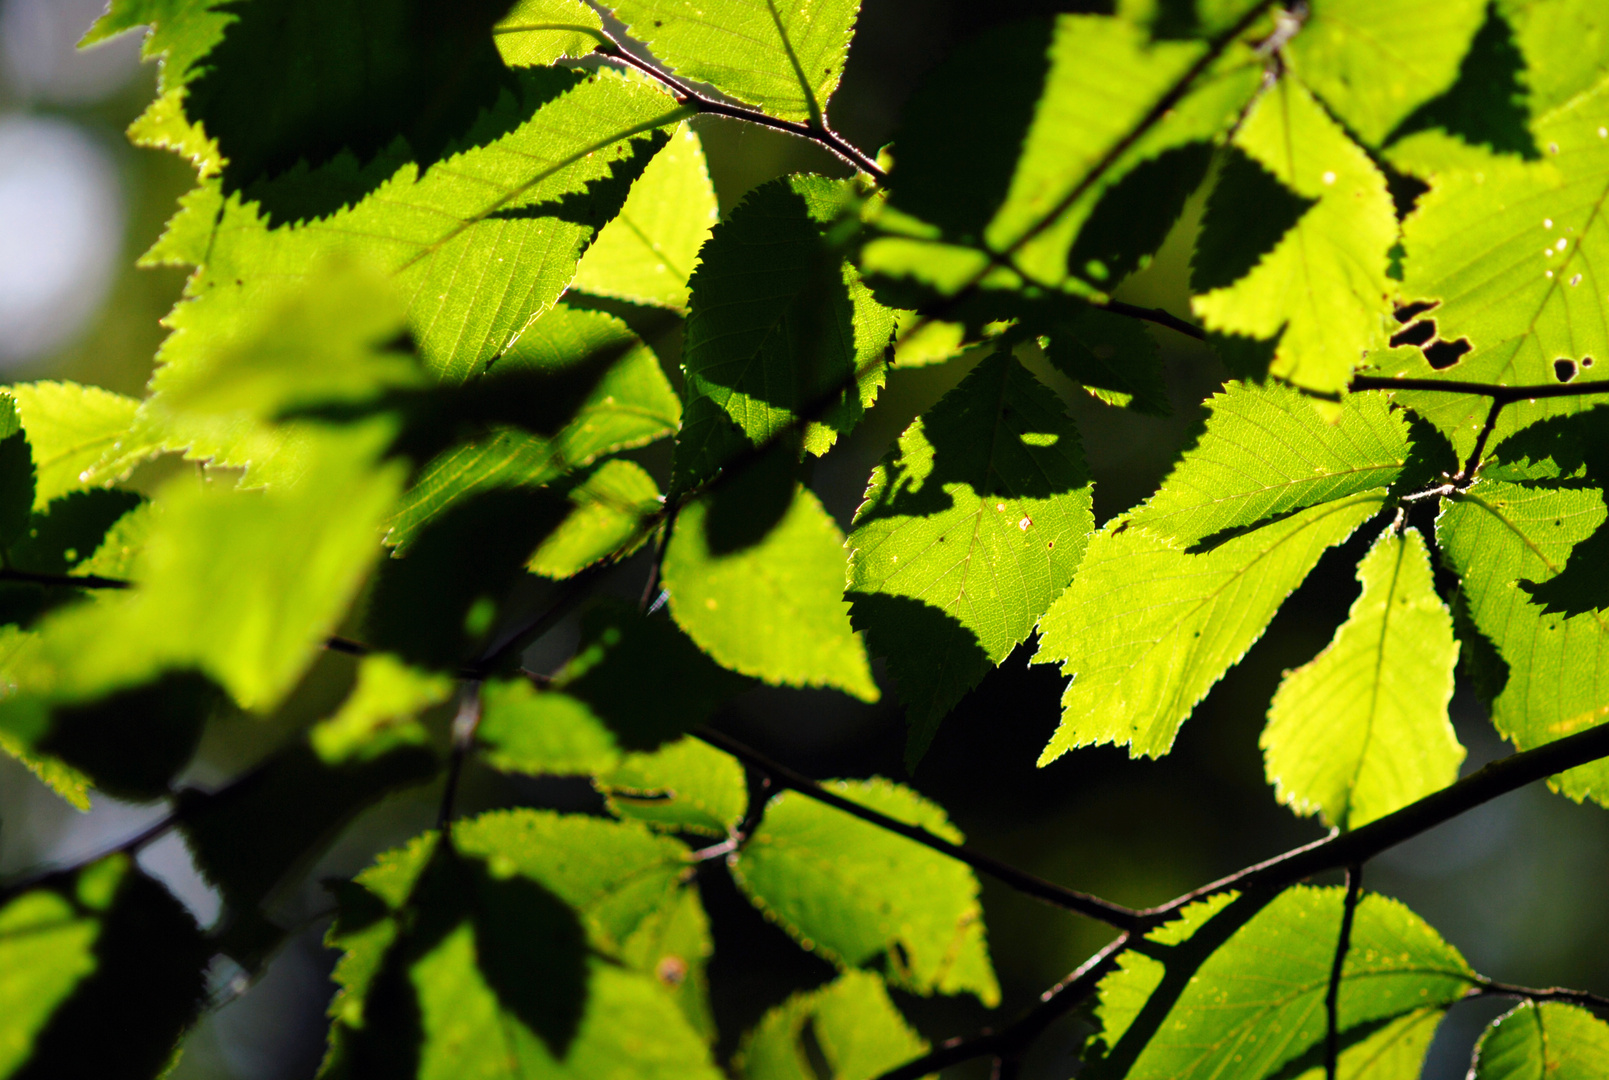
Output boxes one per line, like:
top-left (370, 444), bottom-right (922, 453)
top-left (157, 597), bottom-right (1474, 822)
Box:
top-left (2, 0), bottom-right (1609, 1077)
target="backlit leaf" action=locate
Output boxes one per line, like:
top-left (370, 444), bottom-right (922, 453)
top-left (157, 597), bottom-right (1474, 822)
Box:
top-left (494, 0), bottom-right (607, 67)
top-left (6, 383), bottom-right (139, 511)
top-left (1470, 1002), bottom-right (1609, 1079)
top-left (738, 970), bottom-right (928, 1080)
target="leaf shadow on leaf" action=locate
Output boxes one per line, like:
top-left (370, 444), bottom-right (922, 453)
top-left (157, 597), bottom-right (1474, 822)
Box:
top-left (702, 439), bottom-right (799, 556)
top-left (187, 0), bottom-right (521, 222)
top-left (844, 592), bottom-right (990, 768)
top-left (883, 18), bottom-right (1053, 241)
top-left (364, 488), bottom-right (570, 669)
top-left (1206, 327), bottom-right (1281, 382)
top-left (1452, 589), bottom-right (1511, 704)
top-left (1191, 147), bottom-right (1317, 293)
top-left (15, 864), bottom-right (209, 1080)
top-left (346, 846), bottom-right (589, 1071)
top-left (1388, 1), bottom-right (1538, 160)
top-left (483, 125), bottom-right (671, 233)
top-left (1085, 892), bottom-right (1267, 1079)
top-left (1069, 142), bottom-right (1214, 290)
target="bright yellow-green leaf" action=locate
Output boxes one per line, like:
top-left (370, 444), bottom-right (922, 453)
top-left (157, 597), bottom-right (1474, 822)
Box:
top-left (494, 0), bottom-right (608, 67)
top-left (310, 654), bottom-right (453, 764)
top-left (1471, 1002), bottom-right (1609, 1079)
top-left (527, 459), bottom-right (662, 578)
top-left (738, 971), bottom-right (928, 1080)
top-left (6, 383), bottom-right (139, 511)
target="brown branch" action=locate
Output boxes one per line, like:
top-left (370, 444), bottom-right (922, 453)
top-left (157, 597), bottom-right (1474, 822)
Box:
top-left (1476, 981), bottom-right (1609, 1013)
top-left (693, 726), bottom-right (1141, 929)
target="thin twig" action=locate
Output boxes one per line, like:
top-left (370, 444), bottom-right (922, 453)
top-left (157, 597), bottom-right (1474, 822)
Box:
top-left (438, 682), bottom-right (484, 836)
top-left (0, 567), bottom-right (131, 590)
top-left (638, 509), bottom-right (675, 613)
top-left (468, 568), bottom-right (605, 678)
top-left (1476, 981), bottom-right (1609, 1013)
top-left (1325, 865), bottom-right (1363, 1080)
top-left (594, 41), bottom-right (886, 180)
top-left (693, 726), bottom-right (1141, 929)
top-left (1456, 398), bottom-right (1505, 483)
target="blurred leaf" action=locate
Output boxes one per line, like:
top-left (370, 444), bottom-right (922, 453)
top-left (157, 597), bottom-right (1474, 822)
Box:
top-left (1471, 1002), bottom-right (1609, 1079)
top-left (574, 124), bottom-right (718, 310)
top-left (737, 970), bottom-right (928, 1080)
top-left (601, 737), bottom-right (747, 837)
top-left (610, 0), bottom-right (861, 124)
top-left (0, 855), bottom-right (208, 1079)
top-left (1127, 383), bottom-right (1409, 546)
top-left (528, 459), bottom-right (662, 578)
top-left (7, 383), bottom-right (139, 511)
top-left (665, 485), bottom-right (878, 701)
top-left (310, 654), bottom-right (453, 764)
top-left (847, 352), bottom-right (1094, 763)
top-left (1287, 0), bottom-right (1486, 146)
top-left (732, 779), bottom-right (999, 1005)
top-left (1191, 78), bottom-right (1397, 400)
top-left (477, 677), bottom-right (622, 777)
top-left (494, 0), bottom-right (607, 66)
top-left (1499, 0), bottom-right (1609, 115)
top-left (675, 175), bottom-right (894, 493)
top-left (1090, 887), bottom-right (1470, 1079)
top-left (1036, 490), bottom-right (1387, 762)
top-left (617, 882), bottom-right (717, 1039)
top-left (1263, 528), bottom-right (1464, 831)
top-left (1437, 478), bottom-right (1609, 803)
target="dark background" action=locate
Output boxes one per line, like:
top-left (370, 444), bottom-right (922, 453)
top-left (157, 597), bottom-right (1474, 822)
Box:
top-left (0, 2), bottom-right (1604, 1077)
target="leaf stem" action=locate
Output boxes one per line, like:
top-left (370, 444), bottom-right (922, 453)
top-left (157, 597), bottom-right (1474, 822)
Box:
top-left (1325, 865), bottom-right (1362, 1080)
top-left (1475, 981), bottom-right (1609, 1013)
top-left (692, 726), bottom-right (1141, 928)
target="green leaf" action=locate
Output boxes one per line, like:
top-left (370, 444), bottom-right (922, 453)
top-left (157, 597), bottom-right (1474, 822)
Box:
top-left (1090, 887), bottom-right (1471, 1080)
top-left (1041, 305), bottom-right (1169, 415)
top-left (6, 383), bottom-right (139, 511)
top-left (1288, 1010), bottom-right (1447, 1080)
top-left (1471, 1002), bottom-right (1609, 1079)
top-left (600, 736), bottom-right (747, 837)
top-left (0, 395), bottom-right (34, 550)
top-left (1436, 478), bottom-right (1609, 803)
top-left (478, 602), bottom-right (749, 774)
top-left (846, 351), bottom-right (1094, 762)
top-left (731, 778), bottom-right (999, 1005)
top-left (528, 459), bottom-right (662, 578)
top-left (609, 0), bottom-right (862, 124)
top-left (385, 303), bottom-right (679, 550)
top-left (1262, 527), bottom-right (1465, 830)
top-left (1191, 77), bottom-right (1397, 399)
top-left (573, 123), bottom-right (718, 310)
top-left (1127, 383), bottom-right (1409, 546)
top-left (0, 855), bottom-right (208, 1079)
top-left (145, 68), bottom-right (686, 389)
top-left (309, 654), bottom-right (453, 764)
top-left (1035, 489), bottom-right (1388, 762)
top-left (862, 16), bottom-right (1261, 301)
top-left (494, 0), bottom-right (608, 67)
top-left (737, 970), bottom-right (928, 1080)
top-left (1499, 0), bottom-right (1609, 116)
top-left (617, 878), bottom-right (718, 1040)
top-left (21, 424), bottom-right (405, 710)
top-left (1286, 0), bottom-right (1487, 146)
top-left (1383, 77), bottom-right (1609, 458)
top-left (664, 485), bottom-right (878, 701)
top-left (675, 175), bottom-right (894, 492)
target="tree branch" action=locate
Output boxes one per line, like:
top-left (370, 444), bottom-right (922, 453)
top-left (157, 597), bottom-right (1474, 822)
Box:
top-left (1325, 866), bottom-right (1362, 1080)
top-left (1476, 981), bottom-right (1609, 1013)
top-left (0, 567), bottom-right (132, 590)
top-left (692, 726), bottom-right (1141, 929)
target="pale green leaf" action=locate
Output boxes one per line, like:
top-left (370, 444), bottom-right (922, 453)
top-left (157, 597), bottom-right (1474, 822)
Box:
top-left (6, 383), bottom-right (140, 511)
top-left (732, 778), bottom-right (999, 1005)
top-left (0, 888), bottom-right (99, 1074)
top-left (144, 69), bottom-right (687, 391)
top-left (665, 485), bottom-right (878, 700)
top-left (1287, 0), bottom-right (1487, 146)
top-left (1192, 77), bottom-right (1397, 399)
top-left (528, 459), bottom-right (662, 578)
top-left (1091, 886), bottom-right (1470, 1080)
top-left (847, 351), bottom-right (1093, 760)
top-left (494, 0), bottom-right (608, 67)
top-left (310, 654), bottom-right (453, 764)
top-left (1386, 77), bottom-right (1609, 457)
top-left (1262, 527), bottom-right (1465, 830)
top-left (610, 0), bottom-right (862, 124)
top-left (573, 123), bottom-right (718, 310)
top-left (862, 16), bottom-right (1261, 300)
top-left (477, 676), bottom-right (622, 777)
top-left (1128, 383), bottom-right (1409, 546)
top-left (675, 175), bottom-right (894, 491)
top-left (1035, 490), bottom-right (1388, 762)
top-left (1436, 479), bottom-right (1609, 802)
top-left (601, 736), bottom-right (747, 837)
top-left (1499, 0), bottom-right (1609, 116)
top-left (738, 971), bottom-right (929, 1080)
top-left (1471, 1002), bottom-right (1609, 1079)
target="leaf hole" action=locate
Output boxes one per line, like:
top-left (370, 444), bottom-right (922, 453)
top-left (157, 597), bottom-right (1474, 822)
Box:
top-left (1585, 356), bottom-right (1596, 368)
top-left (1423, 337), bottom-right (1472, 369)
top-left (1555, 358), bottom-right (1578, 383)
top-left (1389, 320), bottom-right (1436, 348)
top-left (1393, 300), bottom-right (1438, 323)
